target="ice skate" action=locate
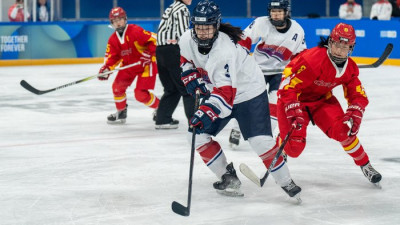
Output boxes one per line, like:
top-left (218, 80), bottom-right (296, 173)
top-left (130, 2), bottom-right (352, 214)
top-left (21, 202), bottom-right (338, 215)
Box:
top-left (213, 163), bottom-right (244, 197)
top-left (229, 129), bottom-right (241, 149)
top-left (155, 119), bottom-right (179, 129)
top-left (361, 161), bottom-right (382, 188)
top-left (152, 109), bottom-right (157, 122)
top-left (281, 179), bottom-right (302, 204)
top-left (107, 107), bottom-right (127, 124)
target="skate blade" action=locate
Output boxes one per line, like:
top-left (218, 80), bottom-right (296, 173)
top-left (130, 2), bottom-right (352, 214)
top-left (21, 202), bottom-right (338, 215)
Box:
top-left (107, 119), bottom-right (126, 125)
top-left (216, 188), bottom-right (244, 197)
top-left (229, 143), bottom-right (239, 150)
top-left (155, 124), bottom-right (179, 129)
top-left (291, 193), bottom-right (302, 204)
top-left (373, 182), bottom-right (382, 189)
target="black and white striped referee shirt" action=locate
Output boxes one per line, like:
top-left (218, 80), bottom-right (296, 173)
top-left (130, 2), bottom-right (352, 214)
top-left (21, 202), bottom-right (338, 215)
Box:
top-left (157, 1), bottom-right (190, 46)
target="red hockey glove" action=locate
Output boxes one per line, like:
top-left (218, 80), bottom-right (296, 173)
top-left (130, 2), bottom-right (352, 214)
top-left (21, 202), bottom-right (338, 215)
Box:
top-left (285, 101), bottom-right (305, 130)
top-left (181, 69), bottom-right (209, 97)
top-left (190, 103), bottom-right (221, 134)
top-left (140, 51), bottom-right (152, 67)
top-left (98, 65), bottom-right (111, 81)
top-left (343, 104), bottom-right (365, 136)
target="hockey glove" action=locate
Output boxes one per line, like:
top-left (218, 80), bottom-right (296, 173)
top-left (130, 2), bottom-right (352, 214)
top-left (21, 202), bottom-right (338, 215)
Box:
top-left (181, 69), bottom-right (209, 97)
top-left (285, 101), bottom-right (305, 130)
top-left (343, 104), bottom-right (364, 136)
top-left (140, 50), bottom-right (152, 67)
top-left (98, 65), bottom-right (111, 81)
top-left (190, 103), bottom-right (221, 134)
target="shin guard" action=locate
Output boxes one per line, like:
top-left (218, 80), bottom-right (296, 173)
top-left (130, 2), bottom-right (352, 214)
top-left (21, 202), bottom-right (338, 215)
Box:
top-left (197, 140), bottom-right (228, 178)
top-left (341, 136), bottom-right (369, 166)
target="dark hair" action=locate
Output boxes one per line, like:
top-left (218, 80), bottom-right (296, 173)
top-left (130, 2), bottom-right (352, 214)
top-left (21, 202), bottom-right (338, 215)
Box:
top-left (318, 36), bottom-right (329, 48)
top-left (219, 23), bottom-right (243, 44)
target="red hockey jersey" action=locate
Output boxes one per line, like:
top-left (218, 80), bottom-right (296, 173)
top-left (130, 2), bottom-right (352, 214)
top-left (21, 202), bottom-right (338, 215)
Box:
top-left (103, 24), bottom-right (156, 72)
top-left (278, 46), bottom-right (369, 108)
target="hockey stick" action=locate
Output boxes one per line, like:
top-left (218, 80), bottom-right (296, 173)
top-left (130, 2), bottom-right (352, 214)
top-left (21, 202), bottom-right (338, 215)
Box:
top-left (239, 125), bottom-right (296, 187)
top-left (20, 62), bottom-right (141, 95)
top-left (358, 43), bottom-right (393, 68)
top-left (171, 90), bottom-right (201, 217)
top-left (261, 43), bottom-right (393, 73)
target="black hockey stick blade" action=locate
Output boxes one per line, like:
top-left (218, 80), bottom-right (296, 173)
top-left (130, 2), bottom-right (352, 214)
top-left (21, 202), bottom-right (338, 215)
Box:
top-left (171, 201), bottom-right (190, 216)
top-left (261, 43), bottom-right (394, 73)
top-left (358, 43), bottom-right (393, 68)
top-left (19, 62), bottom-right (141, 95)
top-left (171, 91), bottom-right (200, 217)
top-left (20, 76), bottom-right (93, 95)
top-left (240, 125), bottom-right (296, 187)
top-left (20, 80), bottom-right (53, 95)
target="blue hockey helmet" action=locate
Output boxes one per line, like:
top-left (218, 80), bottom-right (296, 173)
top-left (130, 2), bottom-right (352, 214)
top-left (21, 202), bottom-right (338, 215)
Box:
top-left (268, 0), bottom-right (290, 12)
top-left (190, 0), bottom-right (221, 49)
top-left (267, 0), bottom-right (290, 27)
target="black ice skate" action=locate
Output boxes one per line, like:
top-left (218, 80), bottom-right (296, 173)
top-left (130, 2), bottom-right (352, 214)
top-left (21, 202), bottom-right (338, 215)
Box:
top-left (361, 161), bottom-right (382, 188)
top-left (155, 119), bottom-right (179, 129)
top-left (213, 163), bottom-right (244, 197)
top-left (281, 179), bottom-right (302, 203)
top-left (107, 107), bottom-right (127, 124)
top-left (152, 109), bottom-right (157, 122)
top-left (229, 129), bottom-right (241, 149)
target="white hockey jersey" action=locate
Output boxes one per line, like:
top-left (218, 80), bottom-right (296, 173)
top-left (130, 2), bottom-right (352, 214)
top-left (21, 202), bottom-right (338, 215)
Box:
top-left (243, 17), bottom-right (306, 75)
top-left (179, 30), bottom-right (266, 118)
top-left (339, 2), bottom-right (363, 20)
top-left (370, 0), bottom-right (392, 20)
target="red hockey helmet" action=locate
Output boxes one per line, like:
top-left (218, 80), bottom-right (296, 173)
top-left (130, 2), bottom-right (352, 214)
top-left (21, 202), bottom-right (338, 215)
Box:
top-left (328, 23), bottom-right (356, 64)
top-left (330, 23), bottom-right (356, 46)
top-left (109, 7), bottom-right (127, 22)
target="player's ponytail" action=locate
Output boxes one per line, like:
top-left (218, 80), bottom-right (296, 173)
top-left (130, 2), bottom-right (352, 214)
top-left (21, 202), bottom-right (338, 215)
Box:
top-left (318, 36), bottom-right (329, 48)
top-left (219, 23), bottom-right (243, 44)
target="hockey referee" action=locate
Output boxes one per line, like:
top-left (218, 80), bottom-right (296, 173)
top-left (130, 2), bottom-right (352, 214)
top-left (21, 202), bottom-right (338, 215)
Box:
top-left (154, 0), bottom-right (195, 129)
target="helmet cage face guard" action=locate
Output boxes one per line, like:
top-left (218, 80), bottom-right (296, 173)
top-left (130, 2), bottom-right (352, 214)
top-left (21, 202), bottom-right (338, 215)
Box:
top-left (190, 0), bottom-right (221, 49)
top-left (268, 0), bottom-right (289, 27)
top-left (328, 37), bottom-right (355, 64)
top-left (109, 7), bottom-right (127, 33)
top-left (328, 23), bottom-right (356, 64)
top-left (191, 17), bottom-right (220, 49)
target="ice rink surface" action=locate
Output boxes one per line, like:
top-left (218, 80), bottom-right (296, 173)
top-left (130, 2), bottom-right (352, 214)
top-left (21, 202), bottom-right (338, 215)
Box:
top-left (1, 63), bottom-right (399, 225)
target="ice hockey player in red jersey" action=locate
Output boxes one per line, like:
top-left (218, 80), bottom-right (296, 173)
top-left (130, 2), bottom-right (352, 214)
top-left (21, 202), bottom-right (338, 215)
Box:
top-left (99, 7), bottom-right (160, 124)
top-left (277, 23), bottom-right (382, 186)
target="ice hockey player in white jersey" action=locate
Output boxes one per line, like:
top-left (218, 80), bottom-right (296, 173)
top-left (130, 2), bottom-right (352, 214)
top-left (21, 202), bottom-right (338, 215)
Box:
top-left (229, 0), bottom-right (306, 148)
top-left (179, 0), bottom-right (301, 200)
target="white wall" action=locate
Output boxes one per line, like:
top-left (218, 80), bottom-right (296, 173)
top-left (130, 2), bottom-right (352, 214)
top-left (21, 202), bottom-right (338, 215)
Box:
top-left (1, 0), bottom-right (16, 22)
top-left (1, 0), bottom-right (34, 22)
top-left (363, 0), bottom-right (375, 17)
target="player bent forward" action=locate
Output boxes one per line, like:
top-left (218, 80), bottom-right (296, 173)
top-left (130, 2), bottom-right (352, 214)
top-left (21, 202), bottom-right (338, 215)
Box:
top-left (277, 23), bottom-right (382, 187)
top-left (98, 7), bottom-right (160, 124)
top-left (179, 0), bottom-right (301, 199)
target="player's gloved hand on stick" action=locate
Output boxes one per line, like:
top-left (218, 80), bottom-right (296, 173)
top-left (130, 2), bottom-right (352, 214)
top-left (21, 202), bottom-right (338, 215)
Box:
top-left (284, 101), bottom-right (305, 130)
top-left (98, 65), bottom-right (111, 81)
top-left (140, 51), bottom-right (152, 67)
top-left (343, 104), bottom-right (364, 136)
top-left (181, 69), bottom-right (209, 97)
top-left (190, 103), bottom-right (221, 134)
